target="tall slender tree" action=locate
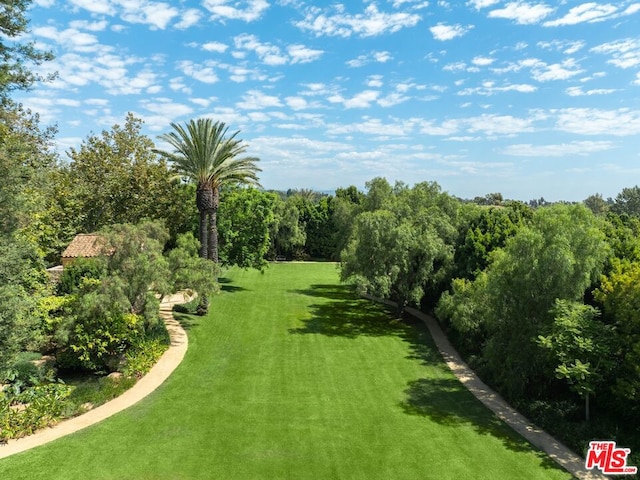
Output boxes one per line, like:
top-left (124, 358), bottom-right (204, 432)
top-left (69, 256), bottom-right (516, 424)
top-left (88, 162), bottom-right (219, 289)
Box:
top-left (154, 119), bottom-right (261, 262)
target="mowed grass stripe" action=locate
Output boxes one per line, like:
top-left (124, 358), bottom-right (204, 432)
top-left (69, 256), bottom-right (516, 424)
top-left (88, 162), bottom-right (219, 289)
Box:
top-left (0, 263), bottom-right (570, 479)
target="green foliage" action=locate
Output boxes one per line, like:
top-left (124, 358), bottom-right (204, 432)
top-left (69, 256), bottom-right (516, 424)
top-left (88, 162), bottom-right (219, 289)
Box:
top-left (594, 259), bottom-right (640, 408)
top-left (63, 375), bottom-right (136, 416)
top-left (0, 285), bottom-right (39, 375)
top-left (612, 185), bottom-right (640, 217)
top-left (56, 257), bottom-right (107, 295)
top-left (584, 193), bottom-right (610, 215)
top-left (60, 113), bottom-right (193, 240)
top-left (154, 118), bottom-right (262, 262)
top-left (166, 232), bottom-right (219, 300)
top-left (341, 179), bottom-right (459, 310)
top-left (51, 221), bottom-right (173, 372)
top-left (483, 205), bottom-right (608, 397)
top-left (453, 202), bottom-right (531, 280)
top-left (218, 187), bottom-right (274, 269)
top-left (103, 221), bottom-right (170, 319)
top-left (0, 0), bottom-right (54, 100)
top-left (270, 194), bottom-right (307, 258)
top-left (441, 204), bottom-right (609, 398)
top-left (122, 335), bottom-right (169, 379)
top-left (0, 383), bottom-right (72, 442)
top-left (538, 300), bottom-right (614, 420)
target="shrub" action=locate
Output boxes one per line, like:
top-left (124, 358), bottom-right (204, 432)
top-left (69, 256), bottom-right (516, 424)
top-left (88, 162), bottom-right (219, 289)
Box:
top-left (0, 383), bottom-right (72, 442)
top-left (56, 257), bottom-right (107, 295)
top-left (122, 335), bottom-right (169, 378)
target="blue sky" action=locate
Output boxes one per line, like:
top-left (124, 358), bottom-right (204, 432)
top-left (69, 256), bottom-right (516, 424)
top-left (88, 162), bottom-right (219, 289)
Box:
top-left (17, 0), bottom-right (640, 201)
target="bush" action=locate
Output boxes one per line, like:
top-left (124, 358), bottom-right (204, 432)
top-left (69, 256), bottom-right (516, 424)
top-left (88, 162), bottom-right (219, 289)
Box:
top-left (56, 258), bottom-right (107, 295)
top-left (122, 335), bottom-right (169, 379)
top-left (0, 383), bottom-right (72, 442)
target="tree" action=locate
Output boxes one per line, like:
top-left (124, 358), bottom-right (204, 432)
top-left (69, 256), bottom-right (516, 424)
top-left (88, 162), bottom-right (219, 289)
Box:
top-left (584, 193), bottom-right (610, 216)
top-left (0, 0), bottom-right (54, 102)
top-left (217, 187), bottom-right (274, 269)
top-left (612, 186), bottom-right (640, 217)
top-left (340, 179), bottom-right (458, 311)
top-left (472, 205), bottom-right (608, 398)
top-left (63, 113), bottom-right (192, 240)
top-left (155, 119), bottom-right (261, 262)
top-left (538, 300), bottom-right (614, 421)
top-left (453, 202), bottom-right (531, 280)
top-left (594, 259), bottom-right (640, 412)
top-left (270, 195), bottom-right (306, 258)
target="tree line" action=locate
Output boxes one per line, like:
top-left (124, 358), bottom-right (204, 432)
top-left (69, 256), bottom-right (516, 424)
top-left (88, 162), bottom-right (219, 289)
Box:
top-left (339, 178), bottom-right (640, 464)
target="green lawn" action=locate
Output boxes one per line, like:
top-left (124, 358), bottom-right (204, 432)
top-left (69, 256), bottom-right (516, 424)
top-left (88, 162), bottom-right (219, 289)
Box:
top-left (0, 263), bottom-right (571, 479)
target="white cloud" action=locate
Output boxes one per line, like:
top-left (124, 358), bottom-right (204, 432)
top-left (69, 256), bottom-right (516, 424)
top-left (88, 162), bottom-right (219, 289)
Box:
top-left (472, 56), bottom-right (495, 66)
top-left (377, 92), bottom-right (410, 107)
top-left (468, 0), bottom-right (500, 8)
top-left (122, 2), bottom-right (180, 30)
top-left (488, 2), bottom-right (554, 24)
top-left (458, 81), bottom-right (537, 95)
top-left (169, 77), bottom-right (192, 94)
top-left (178, 60), bottom-right (219, 84)
top-left (537, 39), bottom-right (586, 55)
top-left (237, 90), bottom-right (283, 109)
top-left (139, 97), bottom-right (194, 117)
top-left (175, 8), bottom-right (202, 29)
top-left (33, 26), bottom-right (101, 52)
top-left (346, 51), bottom-right (392, 67)
top-left (501, 140), bottom-right (615, 156)
top-left (543, 3), bottom-right (617, 26)
top-left (68, 19), bottom-right (110, 31)
top-left (465, 113), bottom-right (537, 135)
top-left (69, 0), bottom-right (115, 15)
top-left (367, 75), bottom-right (384, 88)
top-left (326, 117), bottom-right (415, 137)
top-left (329, 90), bottom-right (381, 109)
top-left (295, 4), bottom-right (421, 38)
top-left (591, 38), bottom-right (640, 69)
top-left (202, 41), bottom-right (229, 53)
top-left (285, 96), bottom-right (308, 110)
top-left (555, 108), bottom-right (640, 136)
top-left (566, 86), bottom-right (616, 96)
top-left (287, 44), bottom-right (324, 64)
top-left (531, 59), bottom-right (584, 81)
top-left (234, 34), bottom-right (321, 66)
top-left (203, 0), bottom-right (269, 22)
top-left (430, 23), bottom-right (471, 41)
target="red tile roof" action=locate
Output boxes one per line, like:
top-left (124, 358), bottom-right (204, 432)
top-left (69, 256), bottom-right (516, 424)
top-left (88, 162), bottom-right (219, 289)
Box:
top-left (61, 234), bottom-right (107, 259)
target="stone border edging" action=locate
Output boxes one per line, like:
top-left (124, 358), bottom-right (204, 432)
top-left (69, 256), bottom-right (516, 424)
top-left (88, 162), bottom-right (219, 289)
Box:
top-left (0, 293), bottom-right (191, 460)
top-left (362, 295), bottom-right (608, 480)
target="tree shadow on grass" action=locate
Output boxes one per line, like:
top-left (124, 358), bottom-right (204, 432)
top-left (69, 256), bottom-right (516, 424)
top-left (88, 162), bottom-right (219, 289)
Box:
top-left (289, 284), bottom-right (444, 368)
top-left (288, 285), bottom-right (409, 339)
top-left (172, 312), bottom-right (203, 331)
top-left (289, 283), bottom-right (564, 472)
top-left (218, 277), bottom-right (248, 293)
top-left (401, 377), bottom-right (564, 471)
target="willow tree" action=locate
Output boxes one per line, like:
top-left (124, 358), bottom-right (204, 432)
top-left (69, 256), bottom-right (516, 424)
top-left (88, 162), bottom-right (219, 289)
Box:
top-left (155, 119), bottom-right (261, 262)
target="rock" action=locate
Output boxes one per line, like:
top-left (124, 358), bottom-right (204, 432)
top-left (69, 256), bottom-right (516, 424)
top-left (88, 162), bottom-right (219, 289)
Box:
top-left (107, 372), bottom-right (123, 382)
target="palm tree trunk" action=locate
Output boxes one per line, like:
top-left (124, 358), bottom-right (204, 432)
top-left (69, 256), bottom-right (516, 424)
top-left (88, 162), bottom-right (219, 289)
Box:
top-left (196, 184), bottom-right (214, 259)
top-left (208, 186), bottom-right (220, 263)
top-left (199, 209), bottom-right (208, 259)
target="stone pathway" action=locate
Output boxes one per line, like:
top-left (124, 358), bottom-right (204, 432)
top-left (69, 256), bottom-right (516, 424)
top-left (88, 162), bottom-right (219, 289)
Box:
top-left (0, 292), bottom-right (191, 460)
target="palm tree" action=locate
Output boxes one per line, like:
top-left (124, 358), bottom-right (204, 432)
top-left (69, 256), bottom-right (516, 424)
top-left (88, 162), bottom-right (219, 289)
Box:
top-left (154, 119), bottom-right (261, 261)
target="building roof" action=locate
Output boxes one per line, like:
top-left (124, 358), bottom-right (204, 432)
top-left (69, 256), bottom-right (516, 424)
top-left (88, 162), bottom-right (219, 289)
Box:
top-left (61, 234), bottom-right (108, 259)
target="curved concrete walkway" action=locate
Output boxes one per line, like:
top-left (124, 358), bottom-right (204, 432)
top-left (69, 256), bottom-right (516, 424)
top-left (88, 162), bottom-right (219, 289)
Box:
top-left (363, 295), bottom-right (608, 480)
top-left (0, 292), bottom-right (191, 460)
